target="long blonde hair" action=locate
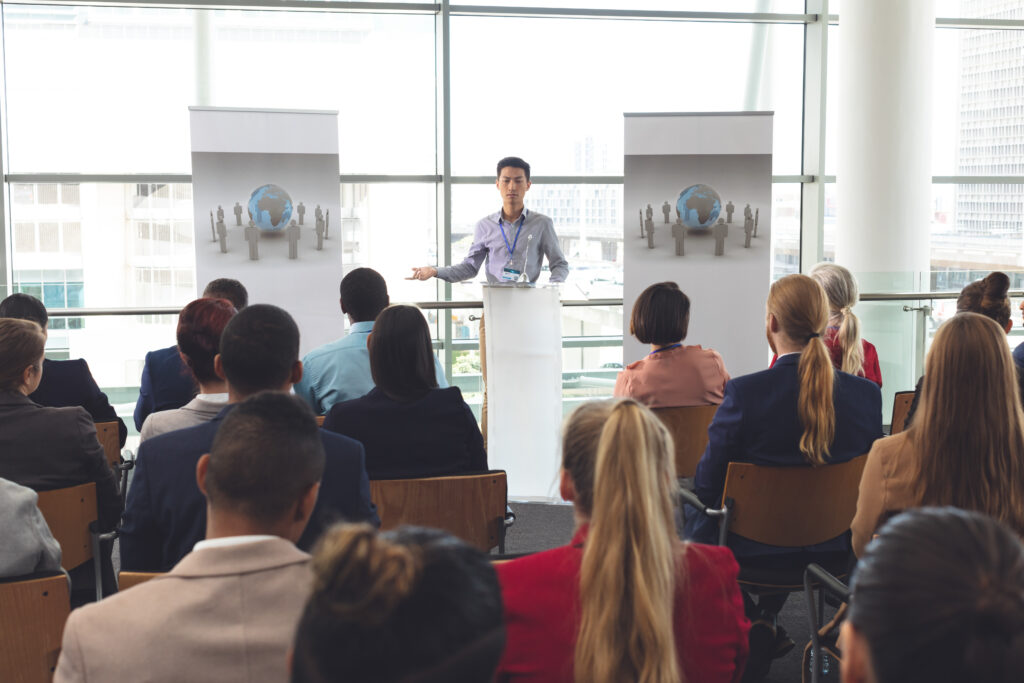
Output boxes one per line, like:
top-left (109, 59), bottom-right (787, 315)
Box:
top-left (768, 274), bottom-right (835, 465)
top-left (564, 399), bottom-right (683, 683)
top-left (911, 312), bottom-right (1024, 537)
top-left (810, 262), bottom-right (865, 377)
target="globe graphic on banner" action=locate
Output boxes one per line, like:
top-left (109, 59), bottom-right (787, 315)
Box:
top-left (676, 184), bottom-right (722, 230)
top-left (247, 184), bottom-right (293, 231)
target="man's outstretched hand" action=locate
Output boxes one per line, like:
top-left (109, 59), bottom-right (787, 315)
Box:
top-left (407, 267), bottom-right (438, 281)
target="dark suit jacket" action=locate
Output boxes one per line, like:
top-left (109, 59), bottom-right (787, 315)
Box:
top-left (689, 353), bottom-right (883, 558)
top-left (31, 359), bottom-right (127, 447)
top-left (133, 346), bottom-right (196, 431)
top-left (120, 404), bottom-right (380, 572)
top-left (325, 385), bottom-right (489, 481)
top-left (323, 386), bottom-right (487, 480)
top-left (0, 391), bottom-right (122, 531)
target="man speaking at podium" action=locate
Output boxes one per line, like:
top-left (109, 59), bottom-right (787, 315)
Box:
top-left (409, 157), bottom-right (568, 442)
top-left (408, 156), bottom-right (569, 285)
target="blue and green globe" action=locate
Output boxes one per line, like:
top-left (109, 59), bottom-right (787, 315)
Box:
top-left (676, 184), bottom-right (722, 230)
top-left (247, 184), bottom-right (293, 231)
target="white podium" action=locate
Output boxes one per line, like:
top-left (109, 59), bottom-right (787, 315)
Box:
top-left (482, 285), bottom-right (563, 499)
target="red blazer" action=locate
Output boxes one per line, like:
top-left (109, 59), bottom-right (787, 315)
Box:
top-left (770, 328), bottom-right (882, 387)
top-left (496, 526), bottom-right (749, 683)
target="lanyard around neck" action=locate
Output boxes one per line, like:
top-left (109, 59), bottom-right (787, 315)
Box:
top-left (648, 343), bottom-right (682, 356)
top-left (498, 211), bottom-right (526, 256)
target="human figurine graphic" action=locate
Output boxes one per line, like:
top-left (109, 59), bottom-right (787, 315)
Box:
top-left (315, 217), bottom-right (325, 251)
top-left (713, 218), bottom-right (727, 256)
top-left (297, 201), bottom-right (306, 226)
top-left (325, 209), bottom-right (330, 240)
top-left (671, 219), bottom-right (686, 256)
top-left (216, 205), bottom-right (225, 224)
top-left (725, 200), bottom-right (735, 223)
top-left (245, 220), bottom-right (259, 261)
top-left (744, 216), bottom-right (753, 248)
top-left (662, 201), bottom-right (671, 224)
top-left (645, 204), bottom-right (654, 223)
top-left (209, 211), bottom-right (216, 242)
top-left (233, 202), bottom-right (243, 227)
top-left (754, 208), bottom-right (760, 237)
top-left (287, 219), bottom-right (300, 259)
top-left (744, 203), bottom-right (752, 224)
top-left (216, 219), bottom-right (228, 254)
top-left (315, 204), bottom-right (323, 225)
top-left (645, 218), bottom-right (656, 249)
top-left (639, 209), bottom-right (645, 238)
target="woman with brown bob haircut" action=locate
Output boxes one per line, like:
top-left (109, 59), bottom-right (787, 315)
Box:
top-left (851, 311), bottom-right (1024, 556)
top-left (614, 281), bottom-right (730, 407)
top-left (323, 305), bottom-right (486, 480)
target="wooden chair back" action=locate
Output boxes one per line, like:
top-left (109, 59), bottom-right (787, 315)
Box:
top-left (315, 415), bottom-right (325, 427)
top-left (117, 572), bottom-right (163, 591)
top-left (721, 455), bottom-right (868, 547)
top-left (890, 391), bottom-right (915, 434)
top-left (0, 573), bottom-right (70, 682)
top-left (35, 483), bottom-right (97, 571)
top-left (652, 404), bottom-right (719, 477)
top-left (94, 421), bottom-right (121, 470)
top-left (370, 472), bottom-right (507, 552)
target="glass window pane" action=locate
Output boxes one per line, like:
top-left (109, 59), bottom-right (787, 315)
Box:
top-left (10, 183), bottom-right (196, 308)
top-left (461, 0), bottom-right (803, 9)
top-left (451, 18), bottom-right (804, 175)
top-left (340, 183), bottom-right (438, 304)
top-left (3, 5), bottom-right (435, 174)
top-left (14, 223), bottom-right (35, 253)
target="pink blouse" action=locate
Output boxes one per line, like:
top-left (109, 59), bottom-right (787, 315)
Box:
top-left (614, 344), bottom-right (729, 408)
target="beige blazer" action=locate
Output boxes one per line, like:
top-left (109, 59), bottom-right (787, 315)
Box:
top-left (54, 538), bottom-right (312, 683)
top-left (850, 431), bottom-right (919, 557)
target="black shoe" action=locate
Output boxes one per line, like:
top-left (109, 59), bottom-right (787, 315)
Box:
top-left (773, 625), bottom-right (796, 659)
top-left (741, 619), bottom-right (776, 682)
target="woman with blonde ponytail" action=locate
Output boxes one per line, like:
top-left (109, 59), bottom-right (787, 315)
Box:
top-left (497, 399), bottom-right (749, 683)
top-left (809, 262), bottom-right (882, 387)
top-left (689, 274), bottom-right (882, 677)
top-left (291, 524), bottom-right (505, 683)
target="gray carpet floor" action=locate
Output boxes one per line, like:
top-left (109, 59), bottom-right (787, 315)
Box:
top-left (503, 501), bottom-right (843, 683)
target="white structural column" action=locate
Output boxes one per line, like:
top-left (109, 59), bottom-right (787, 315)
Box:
top-left (837, 0), bottom-right (934, 287)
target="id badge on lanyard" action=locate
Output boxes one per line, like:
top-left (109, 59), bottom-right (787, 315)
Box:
top-left (499, 213), bottom-right (526, 282)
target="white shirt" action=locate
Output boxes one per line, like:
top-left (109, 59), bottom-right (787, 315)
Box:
top-left (193, 535), bottom-right (277, 552)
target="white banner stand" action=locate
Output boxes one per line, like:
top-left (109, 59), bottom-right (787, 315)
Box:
top-left (483, 285), bottom-right (563, 500)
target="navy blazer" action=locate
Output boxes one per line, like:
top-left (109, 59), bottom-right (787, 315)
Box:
top-left (120, 404), bottom-right (380, 572)
top-left (323, 386), bottom-right (487, 480)
top-left (31, 359), bottom-right (127, 447)
top-left (133, 346), bottom-right (196, 431)
top-left (689, 353), bottom-right (883, 558)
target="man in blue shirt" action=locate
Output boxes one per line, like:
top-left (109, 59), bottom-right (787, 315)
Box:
top-left (295, 268), bottom-right (448, 415)
top-left (408, 157), bottom-right (569, 285)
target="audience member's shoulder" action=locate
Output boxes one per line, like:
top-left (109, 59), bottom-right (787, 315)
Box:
top-left (147, 345), bottom-right (178, 364)
top-left (302, 337), bottom-right (346, 363)
top-left (682, 542), bottom-right (740, 584)
top-left (836, 369), bottom-right (882, 397)
top-left (319, 427), bottom-right (365, 455)
top-left (496, 543), bottom-right (579, 584)
top-left (139, 418), bottom-right (219, 456)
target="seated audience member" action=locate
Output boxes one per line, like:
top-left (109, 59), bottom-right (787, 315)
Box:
top-left (134, 278), bottom-right (248, 430)
top-left (688, 274), bottom-right (881, 676)
top-left (0, 318), bottom-right (120, 532)
top-left (497, 400), bottom-right (749, 683)
top-left (295, 267), bottom-right (448, 415)
top-left (907, 271), bottom-right (1023, 424)
top-left (613, 281), bottom-right (730, 407)
top-left (842, 507), bottom-right (1024, 683)
top-left (0, 477), bottom-right (61, 578)
top-left (809, 263), bottom-right (882, 386)
top-left (54, 393), bottom-right (324, 683)
top-left (121, 304), bottom-right (378, 572)
top-left (851, 313), bottom-right (1024, 556)
top-left (0, 293), bottom-right (127, 446)
top-left (291, 525), bottom-right (505, 683)
top-left (139, 297), bottom-right (236, 441)
top-left (323, 305), bottom-right (486, 479)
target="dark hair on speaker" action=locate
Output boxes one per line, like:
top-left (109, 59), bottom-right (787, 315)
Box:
top-left (496, 156), bottom-right (531, 181)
